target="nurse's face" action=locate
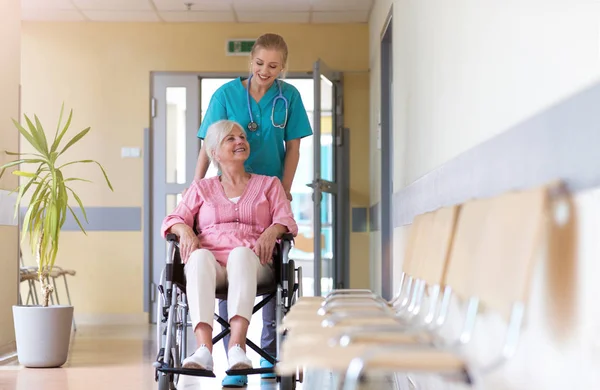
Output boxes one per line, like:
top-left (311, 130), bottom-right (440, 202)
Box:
top-left (217, 125), bottom-right (250, 165)
top-left (250, 48), bottom-right (285, 88)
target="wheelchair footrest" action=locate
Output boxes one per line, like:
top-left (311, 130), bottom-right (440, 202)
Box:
top-left (225, 367), bottom-right (275, 376)
top-left (156, 362), bottom-right (216, 378)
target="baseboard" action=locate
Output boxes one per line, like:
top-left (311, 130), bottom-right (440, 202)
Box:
top-left (0, 342), bottom-right (17, 364)
top-left (75, 313), bottom-right (149, 326)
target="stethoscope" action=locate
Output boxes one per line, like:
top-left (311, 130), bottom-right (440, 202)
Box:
top-left (246, 75), bottom-right (288, 132)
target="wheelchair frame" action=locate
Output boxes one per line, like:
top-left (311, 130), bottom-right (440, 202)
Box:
top-left (154, 232), bottom-right (301, 390)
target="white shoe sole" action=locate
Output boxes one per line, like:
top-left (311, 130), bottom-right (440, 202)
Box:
top-left (228, 362), bottom-right (252, 370)
top-left (182, 361), bottom-right (213, 371)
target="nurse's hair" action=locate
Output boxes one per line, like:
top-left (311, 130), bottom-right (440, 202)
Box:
top-left (204, 120), bottom-right (247, 171)
top-left (251, 33), bottom-right (289, 69)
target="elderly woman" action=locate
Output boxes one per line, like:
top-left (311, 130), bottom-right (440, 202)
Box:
top-left (161, 119), bottom-right (298, 372)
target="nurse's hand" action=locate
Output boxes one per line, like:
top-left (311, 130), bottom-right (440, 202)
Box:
top-left (285, 191), bottom-right (293, 201)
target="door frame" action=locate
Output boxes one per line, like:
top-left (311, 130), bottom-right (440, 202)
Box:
top-left (380, 11), bottom-right (394, 300)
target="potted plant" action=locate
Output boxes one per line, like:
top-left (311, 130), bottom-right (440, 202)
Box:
top-left (0, 104), bottom-right (113, 367)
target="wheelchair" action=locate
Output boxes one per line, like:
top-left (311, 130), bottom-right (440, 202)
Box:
top-left (154, 232), bottom-right (302, 390)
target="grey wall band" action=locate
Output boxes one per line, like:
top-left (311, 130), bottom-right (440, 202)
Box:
top-left (0, 190), bottom-right (18, 227)
top-left (387, 82), bottom-right (600, 228)
top-left (351, 207), bottom-right (368, 232)
top-left (20, 206), bottom-right (142, 231)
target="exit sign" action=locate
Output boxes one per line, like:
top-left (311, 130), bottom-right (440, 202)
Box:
top-left (226, 39), bottom-right (255, 56)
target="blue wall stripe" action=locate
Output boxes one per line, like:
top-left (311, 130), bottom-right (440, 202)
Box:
top-left (0, 190), bottom-right (18, 227)
top-left (20, 206), bottom-right (142, 232)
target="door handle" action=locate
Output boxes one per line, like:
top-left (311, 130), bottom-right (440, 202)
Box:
top-left (306, 179), bottom-right (337, 193)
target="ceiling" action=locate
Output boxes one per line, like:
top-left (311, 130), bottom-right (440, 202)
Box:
top-left (21, 0), bottom-right (374, 23)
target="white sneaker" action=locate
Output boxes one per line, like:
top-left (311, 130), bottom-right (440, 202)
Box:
top-left (227, 344), bottom-right (252, 370)
top-left (182, 345), bottom-right (213, 371)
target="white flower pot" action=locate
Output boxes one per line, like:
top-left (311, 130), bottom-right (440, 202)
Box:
top-left (13, 305), bottom-right (74, 368)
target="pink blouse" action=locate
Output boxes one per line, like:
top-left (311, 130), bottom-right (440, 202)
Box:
top-left (161, 174), bottom-right (298, 266)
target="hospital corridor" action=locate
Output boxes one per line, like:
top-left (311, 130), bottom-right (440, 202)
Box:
top-left (1, 0), bottom-right (600, 389)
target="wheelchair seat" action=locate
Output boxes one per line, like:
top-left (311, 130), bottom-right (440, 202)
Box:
top-left (168, 241), bottom-right (278, 300)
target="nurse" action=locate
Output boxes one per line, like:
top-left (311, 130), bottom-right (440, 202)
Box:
top-left (194, 33), bottom-right (312, 387)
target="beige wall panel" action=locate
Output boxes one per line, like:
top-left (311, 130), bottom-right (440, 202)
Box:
top-left (0, 0), bottom-right (20, 356)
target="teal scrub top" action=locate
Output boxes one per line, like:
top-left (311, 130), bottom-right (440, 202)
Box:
top-left (198, 77), bottom-right (313, 180)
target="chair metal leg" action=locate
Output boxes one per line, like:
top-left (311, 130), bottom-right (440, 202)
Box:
top-left (393, 373), bottom-right (412, 390)
top-left (62, 274), bottom-right (77, 331)
top-left (25, 280), bottom-right (36, 305)
top-left (52, 277), bottom-right (61, 304)
top-left (31, 280), bottom-right (39, 305)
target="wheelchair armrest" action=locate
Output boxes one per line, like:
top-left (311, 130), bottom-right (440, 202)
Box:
top-left (166, 233), bottom-right (179, 242)
top-left (281, 233), bottom-right (294, 242)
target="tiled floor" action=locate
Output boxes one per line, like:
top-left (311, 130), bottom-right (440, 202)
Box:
top-left (0, 323), bottom-right (396, 390)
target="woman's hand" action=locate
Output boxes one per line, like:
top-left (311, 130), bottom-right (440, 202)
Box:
top-left (171, 224), bottom-right (201, 264)
top-left (253, 227), bottom-right (279, 265)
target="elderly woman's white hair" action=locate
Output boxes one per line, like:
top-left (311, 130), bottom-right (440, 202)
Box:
top-left (203, 120), bottom-right (247, 171)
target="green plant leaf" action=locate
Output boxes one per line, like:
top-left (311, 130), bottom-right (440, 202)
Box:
top-left (63, 178), bottom-right (92, 184)
top-left (0, 159), bottom-right (26, 179)
top-left (13, 166), bottom-right (49, 220)
top-left (94, 161), bottom-right (114, 191)
top-left (66, 186), bottom-right (88, 223)
top-left (58, 127), bottom-right (90, 156)
top-left (24, 115), bottom-right (49, 156)
top-left (55, 170), bottom-right (69, 228)
top-left (14, 175), bottom-right (37, 219)
top-left (12, 171), bottom-right (36, 178)
top-left (0, 158), bottom-right (47, 170)
top-left (12, 119), bottom-right (45, 156)
top-left (54, 103), bottom-right (64, 145)
top-left (22, 177), bottom-right (49, 244)
top-left (5, 151), bottom-right (49, 161)
top-left (58, 159), bottom-right (93, 169)
top-left (67, 204), bottom-right (87, 235)
top-left (29, 197), bottom-right (46, 250)
top-left (58, 160), bottom-right (113, 191)
top-left (21, 196), bottom-right (44, 244)
top-left (51, 108), bottom-right (73, 153)
top-left (33, 115), bottom-right (50, 155)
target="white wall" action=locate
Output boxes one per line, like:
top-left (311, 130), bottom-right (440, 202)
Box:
top-left (369, 0), bottom-right (600, 387)
top-left (378, 0), bottom-right (600, 187)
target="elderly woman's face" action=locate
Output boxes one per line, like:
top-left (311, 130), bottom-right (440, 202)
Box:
top-left (217, 125), bottom-right (250, 164)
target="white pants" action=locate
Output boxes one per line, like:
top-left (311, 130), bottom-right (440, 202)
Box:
top-left (184, 247), bottom-right (275, 331)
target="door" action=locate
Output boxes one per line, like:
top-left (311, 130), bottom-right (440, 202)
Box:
top-left (149, 74), bottom-right (200, 322)
top-left (309, 59), bottom-right (347, 296)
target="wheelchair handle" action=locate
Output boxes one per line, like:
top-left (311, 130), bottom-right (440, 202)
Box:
top-left (166, 233), bottom-right (178, 242)
top-left (281, 232), bottom-right (294, 241)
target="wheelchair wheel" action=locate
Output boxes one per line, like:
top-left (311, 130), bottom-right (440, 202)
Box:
top-left (279, 375), bottom-right (296, 390)
top-left (158, 372), bottom-right (174, 390)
